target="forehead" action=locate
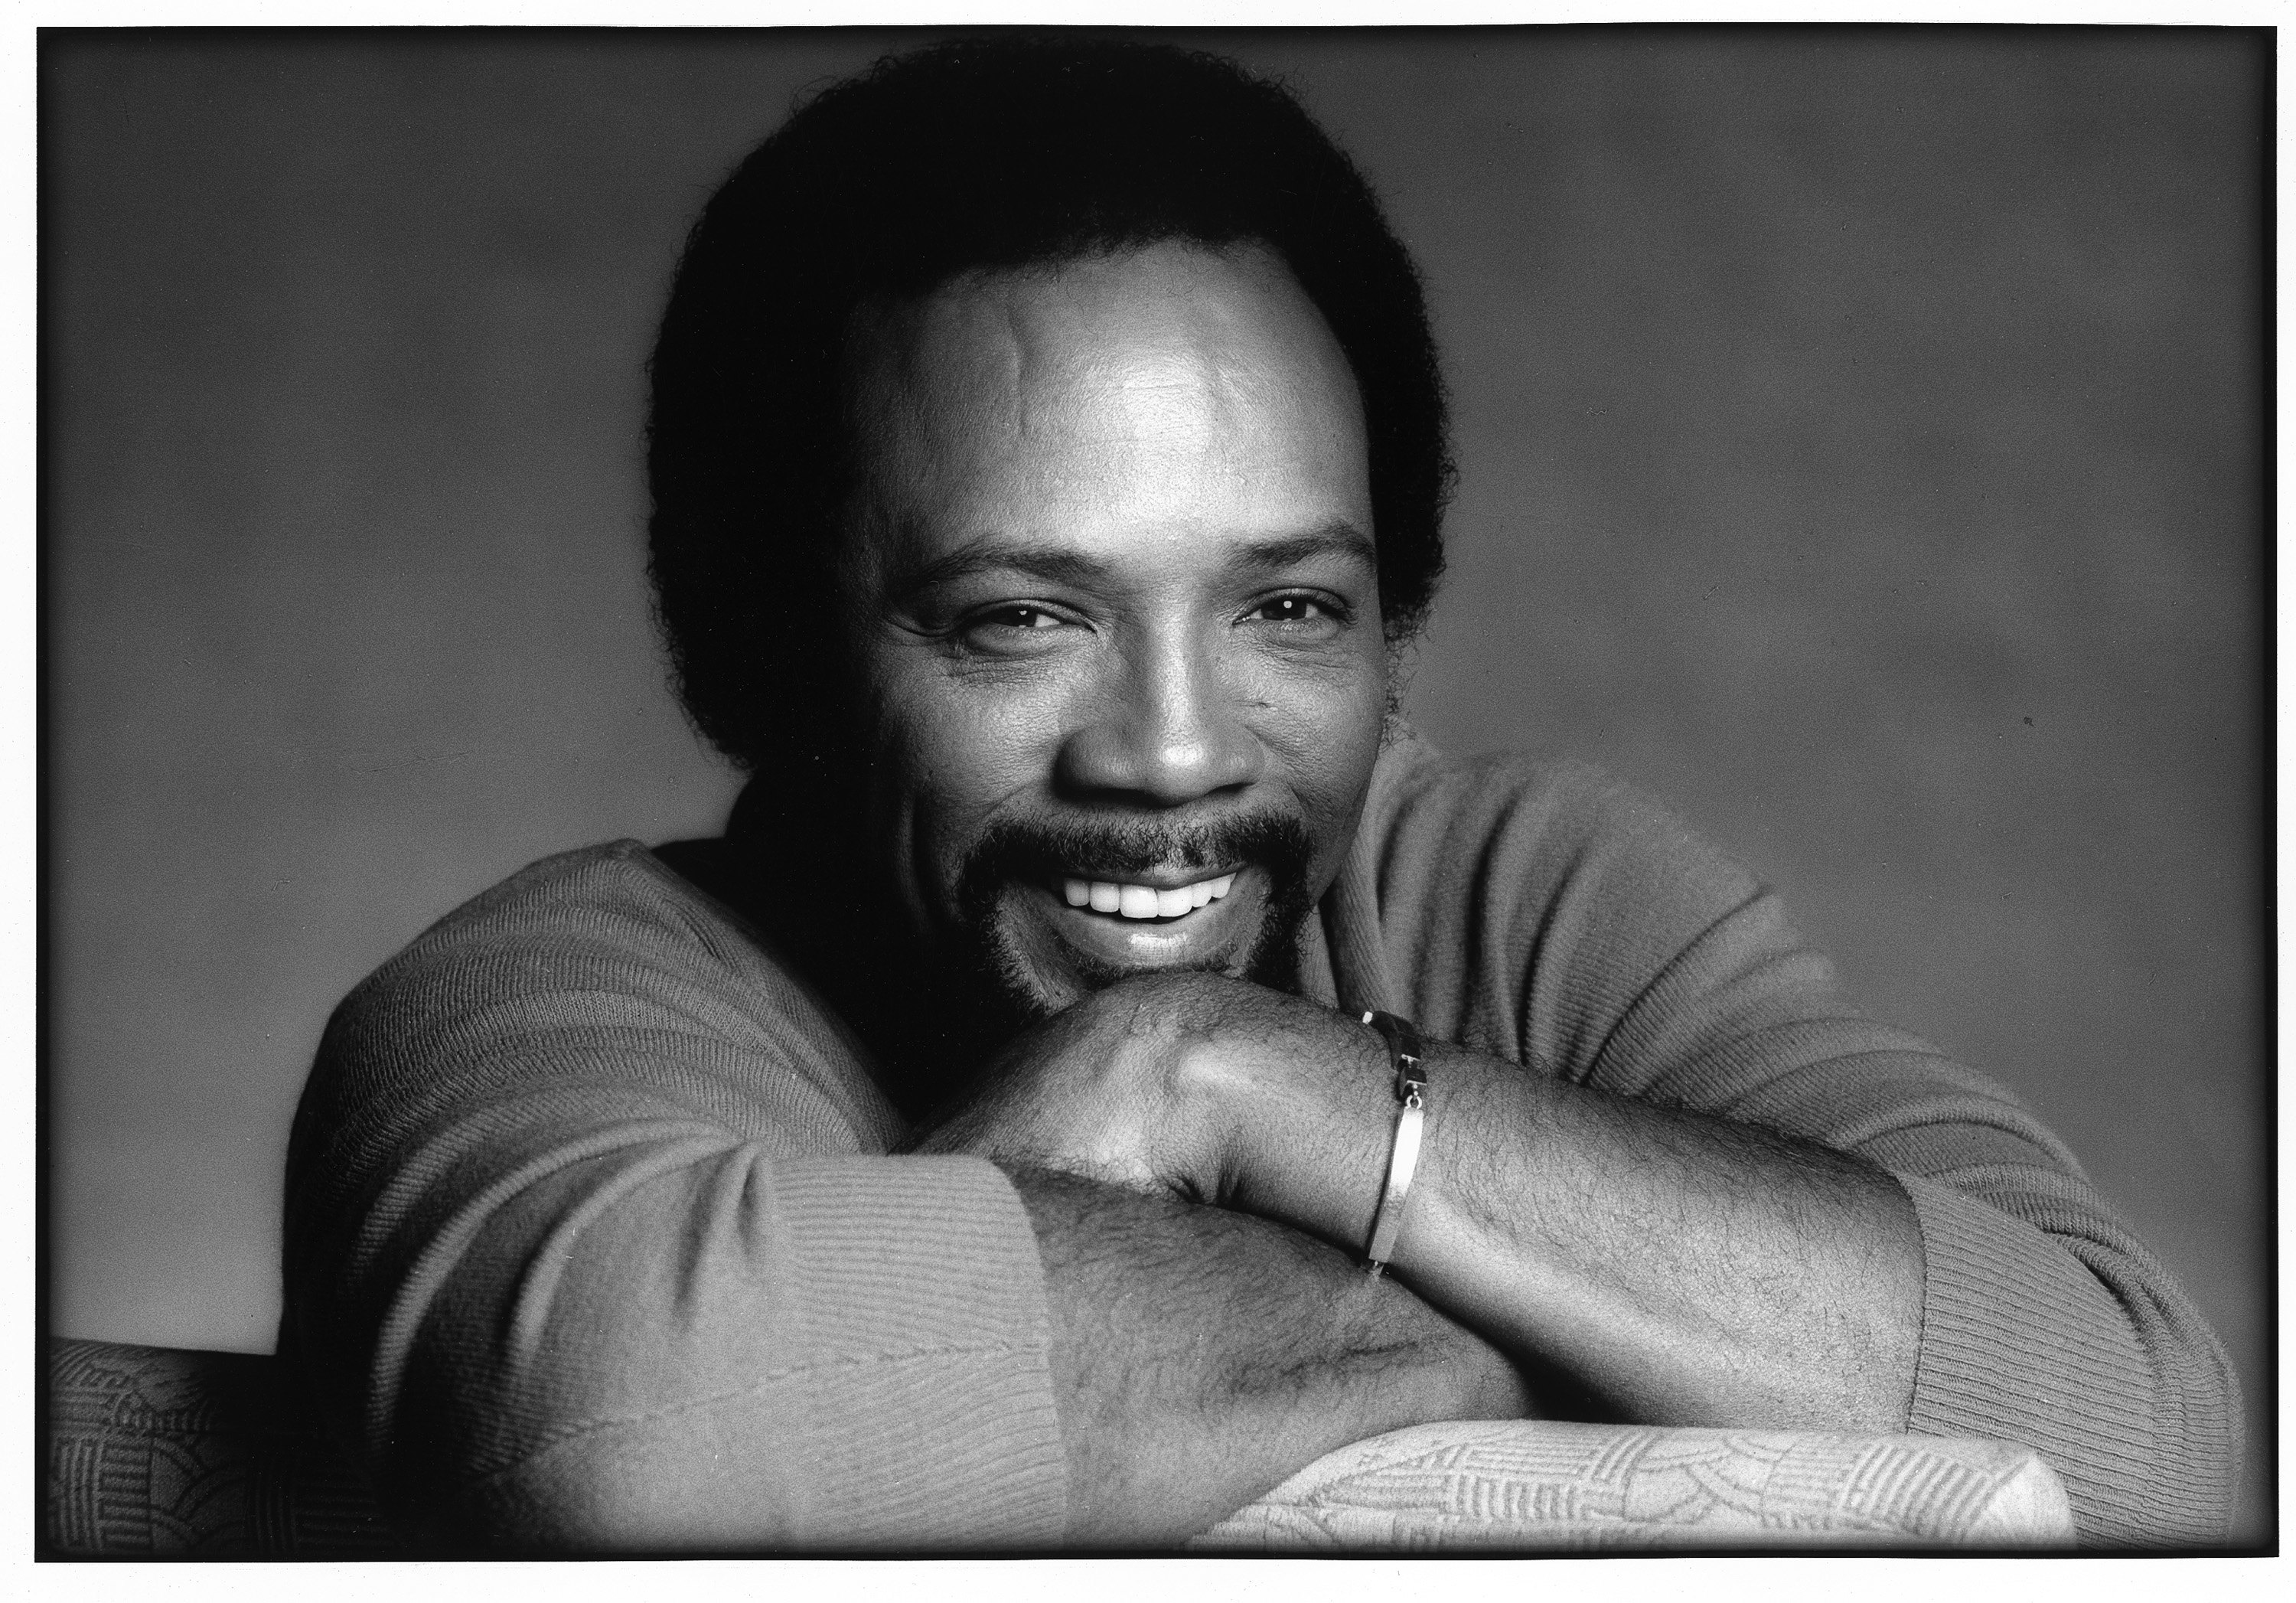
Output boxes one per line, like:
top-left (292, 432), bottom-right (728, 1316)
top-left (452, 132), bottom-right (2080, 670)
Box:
top-left (840, 242), bottom-right (1371, 576)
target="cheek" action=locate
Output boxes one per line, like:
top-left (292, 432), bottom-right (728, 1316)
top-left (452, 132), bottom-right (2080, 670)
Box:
top-left (1232, 646), bottom-right (1388, 849)
top-left (1298, 692), bottom-right (1387, 841)
top-left (861, 657), bottom-right (1078, 875)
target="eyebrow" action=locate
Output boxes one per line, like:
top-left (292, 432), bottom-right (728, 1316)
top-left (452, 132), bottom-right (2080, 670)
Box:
top-left (1232, 524), bottom-right (1379, 575)
top-left (888, 521), bottom-right (1378, 600)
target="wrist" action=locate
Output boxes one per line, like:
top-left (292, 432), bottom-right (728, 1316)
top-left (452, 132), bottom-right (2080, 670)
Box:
top-left (1358, 1010), bottom-right (1427, 1276)
top-left (1189, 1004), bottom-right (1400, 1249)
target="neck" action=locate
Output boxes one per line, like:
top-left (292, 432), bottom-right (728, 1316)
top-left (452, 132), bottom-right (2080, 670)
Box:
top-left (719, 770), bottom-right (1019, 1119)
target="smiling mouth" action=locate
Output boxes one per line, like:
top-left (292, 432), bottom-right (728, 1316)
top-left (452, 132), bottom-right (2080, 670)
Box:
top-left (1058, 871), bottom-right (1238, 921)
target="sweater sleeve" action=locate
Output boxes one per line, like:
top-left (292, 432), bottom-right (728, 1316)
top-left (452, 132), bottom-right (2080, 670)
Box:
top-left (279, 842), bottom-right (1068, 1551)
top-left (1369, 745), bottom-right (2239, 1548)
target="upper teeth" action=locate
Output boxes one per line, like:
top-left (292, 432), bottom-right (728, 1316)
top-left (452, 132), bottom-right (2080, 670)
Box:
top-left (1063, 873), bottom-right (1237, 919)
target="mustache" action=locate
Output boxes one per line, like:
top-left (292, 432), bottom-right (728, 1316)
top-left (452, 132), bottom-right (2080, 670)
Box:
top-left (957, 811), bottom-right (1316, 896)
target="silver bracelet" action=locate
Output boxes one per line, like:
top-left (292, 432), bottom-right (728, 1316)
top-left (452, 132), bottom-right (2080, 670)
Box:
top-left (1358, 1010), bottom-right (1427, 1278)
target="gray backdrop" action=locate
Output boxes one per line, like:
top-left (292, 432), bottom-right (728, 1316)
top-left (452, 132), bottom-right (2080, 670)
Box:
top-left (46, 28), bottom-right (2269, 1539)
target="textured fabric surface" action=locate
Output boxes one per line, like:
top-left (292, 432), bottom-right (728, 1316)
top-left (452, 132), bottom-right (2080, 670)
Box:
top-left (44, 1338), bottom-right (399, 1557)
top-left (45, 1337), bottom-right (2070, 1557)
top-left (282, 733), bottom-right (2238, 1549)
top-left (1189, 1419), bottom-right (2076, 1552)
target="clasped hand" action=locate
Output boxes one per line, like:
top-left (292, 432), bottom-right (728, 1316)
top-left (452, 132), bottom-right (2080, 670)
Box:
top-left (905, 970), bottom-right (1378, 1211)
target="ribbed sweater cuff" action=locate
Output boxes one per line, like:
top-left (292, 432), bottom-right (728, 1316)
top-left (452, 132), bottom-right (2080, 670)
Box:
top-left (769, 1154), bottom-right (1068, 1546)
top-left (1901, 1174), bottom-right (2165, 1543)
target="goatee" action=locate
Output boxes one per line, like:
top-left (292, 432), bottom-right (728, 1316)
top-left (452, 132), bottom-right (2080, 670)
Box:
top-left (941, 809), bottom-right (1319, 1035)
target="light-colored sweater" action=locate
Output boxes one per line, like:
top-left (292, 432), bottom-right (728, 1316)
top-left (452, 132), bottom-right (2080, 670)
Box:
top-left (280, 736), bottom-right (2238, 1548)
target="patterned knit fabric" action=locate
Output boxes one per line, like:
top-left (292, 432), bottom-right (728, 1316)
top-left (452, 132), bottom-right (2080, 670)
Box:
top-left (44, 1338), bottom-right (398, 1557)
top-left (43, 1340), bottom-right (2073, 1555)
top-left (280, 734), bottom-right (2236, 1549)
top-left (1189, 1419), bottom-right (2075, 1550)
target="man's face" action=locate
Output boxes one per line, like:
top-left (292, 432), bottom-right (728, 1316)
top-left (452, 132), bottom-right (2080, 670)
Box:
top-left (838, 240), bottom-right (1388, 1019)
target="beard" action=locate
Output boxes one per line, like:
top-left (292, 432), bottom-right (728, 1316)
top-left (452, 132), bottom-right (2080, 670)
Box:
top-left (718, 770), bottom-right (1327, 1115)
top-left (936, 808), bottom-right (1321, 1040)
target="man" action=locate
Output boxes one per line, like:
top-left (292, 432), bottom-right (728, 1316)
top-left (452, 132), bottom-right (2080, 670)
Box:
top-left (281, 40), bottom-right (2236, 1551)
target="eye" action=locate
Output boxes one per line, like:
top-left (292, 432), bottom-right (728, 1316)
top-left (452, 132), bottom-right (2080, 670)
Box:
top-left (953, 601), bottom-right (1081, 655)
top-left (978, 604), bottom-right (1065, 631)
top-left (1244, 594), bottom-right (1343, 627)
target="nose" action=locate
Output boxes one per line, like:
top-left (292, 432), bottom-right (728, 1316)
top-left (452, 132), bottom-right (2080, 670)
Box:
top-left (1055, 622), bottom-right (1264, 806)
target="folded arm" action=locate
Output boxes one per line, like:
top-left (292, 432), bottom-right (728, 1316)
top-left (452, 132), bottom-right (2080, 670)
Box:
top-left (918, 970), bottom-right (1921, 1433)
top-left (283, 844), bottom-right (1525, 1552)
top-left (909, 986), bottom-right (1538, 1544)
top-left (996, 1166), bottom-right (1528, 1545)
top-left (931, 937), bottom-right (2236, 1545)
top-left (1225, 1027), bottom-right (1924, 1430)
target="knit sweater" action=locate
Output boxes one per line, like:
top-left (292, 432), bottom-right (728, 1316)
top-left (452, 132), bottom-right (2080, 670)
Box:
top-left (279, 735), bottom-right (2238, 1549)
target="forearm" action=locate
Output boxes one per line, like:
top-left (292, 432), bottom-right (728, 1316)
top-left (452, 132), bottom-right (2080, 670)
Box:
top-left (1210, 1033), bottom-right (1923, 1432)
top-left (292, 1140), bottom-right (1080, 1551)
top-left (1003, 1164), bottom-right (1531, 1546)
